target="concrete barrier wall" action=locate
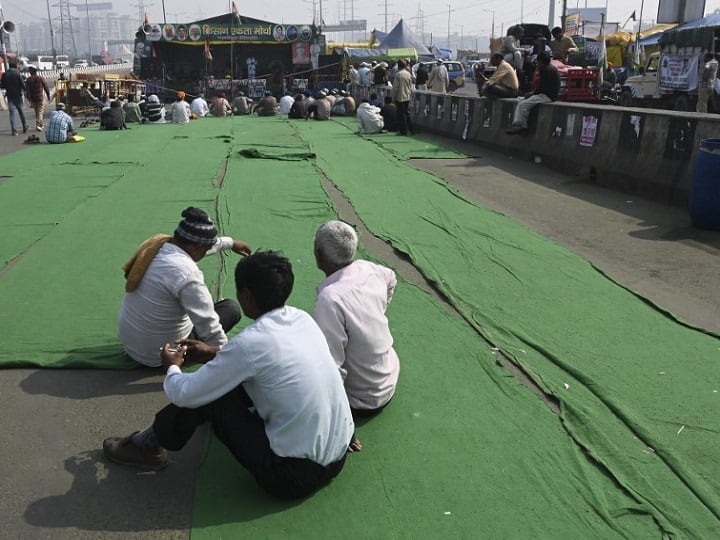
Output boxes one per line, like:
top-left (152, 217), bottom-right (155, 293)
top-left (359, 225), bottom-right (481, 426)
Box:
top-left (410, 92), bottom-right (720, 207)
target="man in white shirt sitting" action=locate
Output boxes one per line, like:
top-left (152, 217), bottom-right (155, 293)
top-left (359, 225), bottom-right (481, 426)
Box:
top-left (190, 93), bottom-right (210, 117)
top-left (278, 91), bottom-right (294, 114)
top-left (118, 207), bottom-right (252, 367)
top-left (356, 98), bottom-right (385, 134)
top-left (313, 221), bottom-right (400, 417)
top-left (104, 251), bottom-right (356, 499)
top-left (170, 91), bottom-right (192, 123)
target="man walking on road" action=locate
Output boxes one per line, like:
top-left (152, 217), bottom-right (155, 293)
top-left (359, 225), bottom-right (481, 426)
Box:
top-left (0, 62), bottom-right (28, 136)
top-left (25, 67), bottom-right (51, 132)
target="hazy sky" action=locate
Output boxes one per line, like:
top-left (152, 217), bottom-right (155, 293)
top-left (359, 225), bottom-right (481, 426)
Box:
top-left (4, 0), bottom-right (720, 38)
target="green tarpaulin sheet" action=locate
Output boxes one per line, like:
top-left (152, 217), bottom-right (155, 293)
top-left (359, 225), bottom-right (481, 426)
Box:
top-left (0, 115), bottom-right (717, 538)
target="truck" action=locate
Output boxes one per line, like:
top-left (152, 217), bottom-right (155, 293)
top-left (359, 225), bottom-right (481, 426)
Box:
top-left (36, 54), bottom-right (70, 70)
top-left (619, 14), bottom-right (720, 111)
top-left (619, 51), bottom-right (704, 111)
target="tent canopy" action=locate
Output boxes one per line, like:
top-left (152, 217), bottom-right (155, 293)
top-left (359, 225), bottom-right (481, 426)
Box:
top-left (342, 47), bottom-right (418, 62)
top-left (377, 19), bottom-right (431, 55)
top-left (659, 13), bottom-right (720, 47)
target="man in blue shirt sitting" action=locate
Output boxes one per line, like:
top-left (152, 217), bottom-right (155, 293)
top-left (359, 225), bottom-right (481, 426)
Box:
top-left (45, 103), bottom-right (77, 143)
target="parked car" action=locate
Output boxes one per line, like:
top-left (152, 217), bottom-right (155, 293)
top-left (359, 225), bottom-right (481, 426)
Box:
top-left (74, 59), bottom-right (89, 68)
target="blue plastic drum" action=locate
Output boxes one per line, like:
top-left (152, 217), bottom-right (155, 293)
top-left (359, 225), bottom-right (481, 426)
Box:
top-left (690, 138), bottom-right (720, 229)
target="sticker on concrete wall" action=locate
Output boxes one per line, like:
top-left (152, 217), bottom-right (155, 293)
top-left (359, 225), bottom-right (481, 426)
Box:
top-left (501, 102), bottom-right (515, 129)
top-left (579, 113), bottom-right (601, 147)
top-left (550, 108), bottom-right (565, 138)
top-left (664, 118), bottom-right (696, 161)
top-left (423, 94), bottom-right (432, 117)
top-left (411, 95), bottom-right (419, 115)
top-left (437, 103), bottom-right (444, 119)
top-left (462, 101), bottom-right (473, 140)
top-left (451, 96), bottom-right (459, 121)
top-left (566, 113), bottom-right (576, 137)
top-left (618, 113), bottom-right (643, 154)
top-left (482, 101), bottom-right (492, 128)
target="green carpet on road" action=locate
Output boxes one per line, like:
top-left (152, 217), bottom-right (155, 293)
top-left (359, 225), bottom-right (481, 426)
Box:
top-left (0, 115), bottom-right (716, 537)
top-left (292, 118), bottom-right (720, 538)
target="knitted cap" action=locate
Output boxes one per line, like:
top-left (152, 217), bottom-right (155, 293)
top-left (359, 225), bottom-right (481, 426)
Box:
top-left (174, 207), bottom-right (218, 246)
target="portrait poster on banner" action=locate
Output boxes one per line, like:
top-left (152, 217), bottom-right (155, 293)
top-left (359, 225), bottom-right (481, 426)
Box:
top-left (660, 54), bottom-right (699, 91)
top-left (292, 42), bottom-right (310, 64)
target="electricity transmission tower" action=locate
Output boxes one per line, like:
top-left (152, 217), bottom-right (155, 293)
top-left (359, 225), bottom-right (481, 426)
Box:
top-left (54, 0), bottom-right (78, 57)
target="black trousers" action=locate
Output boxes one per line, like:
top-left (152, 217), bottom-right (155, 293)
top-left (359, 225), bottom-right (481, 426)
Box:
top-left (190, 298), bottom-right (242, 339)
top-left (153, 386), bottom-right (346, 499)
top-left (396, 100), bottom-right (413, 135)
top-left (483, 84), bottom-right (517, 99)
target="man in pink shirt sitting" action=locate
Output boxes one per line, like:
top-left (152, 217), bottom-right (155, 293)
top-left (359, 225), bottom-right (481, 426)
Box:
top-left (313, 220), bottom-right (400, 418)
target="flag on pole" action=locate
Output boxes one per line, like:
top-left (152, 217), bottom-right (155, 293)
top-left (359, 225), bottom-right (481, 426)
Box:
top-left (204, 40), bottom-right (213, 61)
top-left (231, 1), bottom-right (241, 25)
top-left (630, 10), bottom-right (636, 21)
top-left (144, 12), bottom-right (150, 25)
top-left (598, 14), bottom-right (607, 86)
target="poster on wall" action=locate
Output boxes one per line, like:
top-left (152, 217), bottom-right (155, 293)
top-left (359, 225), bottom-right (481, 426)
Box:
top-left (660, 54), bottom-right (699, 91)
top-left (482, 100), bottom-right (492, 128)
top-left (501, 102), bottom-right (515, 129)
top-left (566, 113), bottom-right (576, 137)
top-left (550, 108), bottom-right (565, 138)
top-left (462, 100), bottom-right (473, 140)
top-left (579, 113), bottom-right (600, 147)
top-left (664, 118), bottom-right (697, 160)
top-left (618, 113), bottom-right (643, 153)
top-left (292, 42), bottom-right (310, 64)
top-left (451, 96), bottom-right (459, 121)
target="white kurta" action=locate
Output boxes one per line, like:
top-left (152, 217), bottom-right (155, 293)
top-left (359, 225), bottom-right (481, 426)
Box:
top-left (313, 260), bottom-right (400, 409)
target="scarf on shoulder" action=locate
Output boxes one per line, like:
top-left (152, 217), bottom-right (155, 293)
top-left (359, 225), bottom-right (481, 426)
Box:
top-left (122, 234), bottom-right (172, 292)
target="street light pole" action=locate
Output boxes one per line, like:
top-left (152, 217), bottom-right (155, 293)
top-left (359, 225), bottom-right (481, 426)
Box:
top-left (482, 9), bottom-right (495, 40)
top-left (45, 0), bottom-right (57, 68)
top-left (84, 0), bottom-right (91, 59)
top-left (447, 4), bottom-right (450, 50)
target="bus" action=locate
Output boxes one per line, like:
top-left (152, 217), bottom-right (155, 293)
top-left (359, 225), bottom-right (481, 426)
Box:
top-left (36, 55), bottom-right (70, 70)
